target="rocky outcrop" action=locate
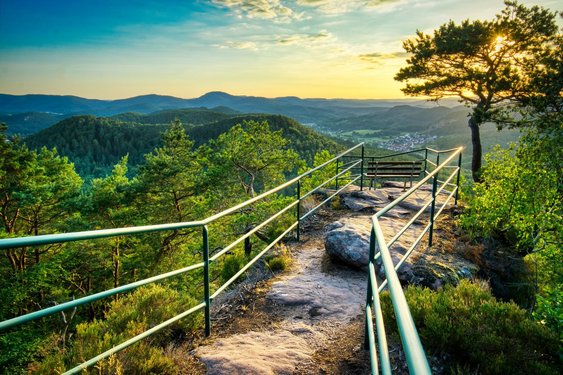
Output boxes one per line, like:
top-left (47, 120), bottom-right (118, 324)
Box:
top-left (324, 218), bottom-right (371, 269)
top-left (325, 185), bottom-right (477, 289)
top-left (339, 189), bottom-right (388, 212)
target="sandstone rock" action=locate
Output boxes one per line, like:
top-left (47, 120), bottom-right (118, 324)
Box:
top-left (339, 189), bottom-right (387, 212)
top-left (324, 217), bottom-right (372, 268)
top-left (196, 328), bottom-right (316, 375)
top-left (409, 251), bottom-right (479, 289)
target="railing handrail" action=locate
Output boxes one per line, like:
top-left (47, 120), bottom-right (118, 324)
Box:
top-left (364, 146), bottom-right (463, 375)
top-left (0, 142), bottom-right (463, 374)
top-left (375, 147), bottom-right (462, 219)
top-left (0, 143), bottom-right (364, 250)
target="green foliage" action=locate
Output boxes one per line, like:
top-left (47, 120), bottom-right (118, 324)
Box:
top-left (25, 113), bottom-right (340, 179)
top-left (381, 280), bottom-right (560, 374)
top-left (221, 254), bottom-right (246, 284)
top-left (36, 284), bottom-right (198, 374)
top-left (461, 130), bottom-right (562, 334)
top-left (110, 107), bottom-right (235, 126)
top-left (0, 117), bottom-right (319, 373)
top-left (208, 120), bottom-right (300, 197)
top-left (264, 245), bottom-right (292, 272)
top-left (298, 150), bottom-right (337, 193)
top-left (395, 1), bottom-right (559, 180)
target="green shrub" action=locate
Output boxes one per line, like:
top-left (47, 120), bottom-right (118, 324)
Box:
top-left (381, 280), bottom-right (560, 375)
top-left (221, 254), bottom-right (246, 284)
top-left (264, 245), bottom-right (292, 272)
top-left (34, 284), bottom-right (199, 374)
top-left (265, 256), bottom-right (287, 272)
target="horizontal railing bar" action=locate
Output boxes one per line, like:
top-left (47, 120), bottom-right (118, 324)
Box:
top-left (209, 200), bottom-right (299, 261)
top-left (426, 147), bottom-right (462, 154)
top-left (0, 144), bottom-right (365, 250)
top-left (301, 160), bottom-right (361, 200)
top-left (435, 168), bottom-right (459, 197)
top-left (378, 223), bottom-right (431, 293)
top-left (0, 261), bottom-right (205, 331)
top-left (340, 159), bottom-right (361, 168)
top-left (386, 199), bottom-right (432, 249)
top-left (372, 216), bottom-right (431, 374)
top-left (0, 221), bottom-right (205, 250)
top-left (369, 263), bottom-right (392, 375)
top-left (433, 188), bottom-right (458, 221)
top-left (375, 148), bottom-right (462, 219)
top-left (63, 302), bottom-right (206, 374)
top-left (211, 222), bottom-right (298, 299)
top-left (372, 148), bottom-right (426, 159)
top-left (365, 305), bottom-right (379, 375)
top-left (368, 161), bottom-right (423, 166)
top-left (300, 176), bottom-right (360, 221)
top-left (202, 143), bottom-right (364, 225)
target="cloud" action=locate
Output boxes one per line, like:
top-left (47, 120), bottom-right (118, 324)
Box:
top-left (358, 51), bottom-right (408, 64)
top-left (295, 0), bottom-right (400, 14)
top-left (277, 30), bottom-right (334, 45)
top-left (216, 30), bottom-right (335, 51)
top-left (217, 41), bottom-right (259, 50)
top-left (211, 0), bottom-right (304, 23)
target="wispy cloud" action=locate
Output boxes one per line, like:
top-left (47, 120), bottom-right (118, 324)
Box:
top-left (215, 29), bottom-right (337, 51)
top-left (217, 41), bottom-right (259, 50)
top-left (295, 0), bottom-right (401, 15)
top-left (211, 0), bottom-right (304, 23)
top-left (277, 30), bottom-right (334, 46)
top-left (358, 51), bottom-right (408, 64)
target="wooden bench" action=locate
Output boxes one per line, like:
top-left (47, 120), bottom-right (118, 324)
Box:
top-left (366, 160), bottom-right (424, 190)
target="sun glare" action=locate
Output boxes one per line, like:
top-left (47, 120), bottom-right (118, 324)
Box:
top-left (493, 35), bottom-right (505, 52)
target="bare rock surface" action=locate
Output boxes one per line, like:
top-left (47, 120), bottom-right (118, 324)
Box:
top-left (324, 218), bottom-right (372, 269)
top-left (196, 324), bottom-right (321, 375)
top-left (326, 184), bottom-right (465, 284)
top-left (195, 218), bottom-right (368, 374)
top-left (340, 189), bottom-right (388, 212)
top-left (195, 185), bottom-right (471, 374)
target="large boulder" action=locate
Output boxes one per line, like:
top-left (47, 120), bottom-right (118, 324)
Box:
top-left (324, 217), bottom-right (371, 269)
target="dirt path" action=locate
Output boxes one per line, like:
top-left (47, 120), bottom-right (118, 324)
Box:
top-left (190, 184), bottom-right (454, 374)
top-left (193, 208), bottom-right (371, 374)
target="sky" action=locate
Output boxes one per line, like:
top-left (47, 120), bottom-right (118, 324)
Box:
top-left (0, 0), bottom-right (560, 100)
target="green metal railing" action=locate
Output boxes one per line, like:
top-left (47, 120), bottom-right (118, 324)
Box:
top-left (0, 143), bottom-right (462, 374)
top-left (364, 146), bottom-right (463, 375)
top-left (0, 143), bottom-right (364, 374)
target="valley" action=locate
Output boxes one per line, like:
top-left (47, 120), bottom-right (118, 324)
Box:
top-left (1, 92), bottom-right (520, 176)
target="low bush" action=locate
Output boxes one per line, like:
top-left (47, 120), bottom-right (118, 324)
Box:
top-left (221, 254), bottom-right (246, 284)
top-left (34, 284), bottom-right (199, 374)
top-left (264, 244), bottom-right (292, 272)
top-left (380, 280), bottom-right (560, 375)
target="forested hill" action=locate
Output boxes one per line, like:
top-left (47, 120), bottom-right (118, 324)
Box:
top-left (109, 107), bottom-right (239, 125)
top-left (25, 114), bottom-right (342, 178)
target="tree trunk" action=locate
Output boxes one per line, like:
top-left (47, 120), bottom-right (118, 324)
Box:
top-left (468, 115), bottom-right (483, 182)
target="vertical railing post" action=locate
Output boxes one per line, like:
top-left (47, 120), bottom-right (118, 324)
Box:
top-left (360, 144), bottom-right (365, 191)
top-left (454, 152), bottom-right (462, 206)
top-left (296, 180), bottom-right (301, 241)
top-left (202, 225), bottom-right (211, 336)
top-left (335, 157), bottom-right (339, 190)
top-left (423, 148), bottom-right (428, 176)
top-left (428, 154), bottom-right (440, 247)
top-left (364, 226), bottom-right (377, 350)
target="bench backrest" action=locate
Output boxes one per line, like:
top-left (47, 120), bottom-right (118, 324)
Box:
top-left (366, 160), bottom-right (423, 177)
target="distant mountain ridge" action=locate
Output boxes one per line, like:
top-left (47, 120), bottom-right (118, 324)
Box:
top-left (0, 92), bottom-right (460, 134)
top-left (0, 91), bottom-right (440, 116)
